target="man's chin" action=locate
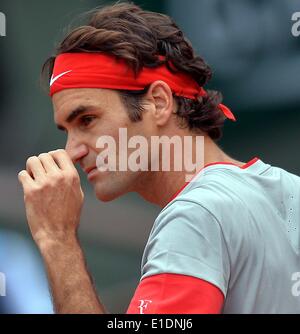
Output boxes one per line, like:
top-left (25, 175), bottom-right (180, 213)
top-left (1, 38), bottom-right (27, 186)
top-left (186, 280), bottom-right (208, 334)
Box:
top-left (95, 192), bottom-right (118, 202)
top-left (92, 171), bottom-right (138, 202)
top-left (94, 185), bottom-right (124, 202)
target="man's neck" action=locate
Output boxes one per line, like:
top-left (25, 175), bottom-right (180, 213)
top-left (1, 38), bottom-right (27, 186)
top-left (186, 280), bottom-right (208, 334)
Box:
top-left (136, 135), bottom-right (244, 208)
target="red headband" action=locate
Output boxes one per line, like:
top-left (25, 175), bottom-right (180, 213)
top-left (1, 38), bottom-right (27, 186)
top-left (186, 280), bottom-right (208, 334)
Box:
top-left (49, 53), bottom-right (236, 121)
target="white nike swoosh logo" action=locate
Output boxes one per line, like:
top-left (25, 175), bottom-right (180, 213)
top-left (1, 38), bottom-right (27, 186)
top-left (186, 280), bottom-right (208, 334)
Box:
top-left (50, 70), bottom-right (72, 87)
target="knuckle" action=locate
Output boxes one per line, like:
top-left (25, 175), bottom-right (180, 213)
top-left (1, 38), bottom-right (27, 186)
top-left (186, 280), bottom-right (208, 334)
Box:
top-left (38, 153), bottom-right (49, 159)
top-left (52, 172), bottom-right (64, 183)
top-left (54, 149), bottom-right (65, 156)
top-left (70, 171), bottom-right (80, 183)
top-left (18, 170), bottom-right (26, 178)
top-left (25, 185), bottom-right (39, 198)
top-left (26, 156), bottom-right (38, 165)
top-left (70, 170), bottom-right (79, 179)
top-left (62, 170), bottom-right (80, 185)
top-left (35, 179), bottom-right (55, 192)
top-left (48, 150), bottom-right (59, 157)
top-left (41, 180), bottom-right (52, 189)
top-left (65, 173), bottom-right (74, 183)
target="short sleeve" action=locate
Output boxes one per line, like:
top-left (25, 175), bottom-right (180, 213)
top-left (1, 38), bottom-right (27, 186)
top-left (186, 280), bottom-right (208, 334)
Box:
top-left (141, 200), bottom-right (230, 297)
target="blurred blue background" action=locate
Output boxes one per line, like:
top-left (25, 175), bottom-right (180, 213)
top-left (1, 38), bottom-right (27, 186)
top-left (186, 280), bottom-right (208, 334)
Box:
top-left (0, 0), bottom-right (299, 313)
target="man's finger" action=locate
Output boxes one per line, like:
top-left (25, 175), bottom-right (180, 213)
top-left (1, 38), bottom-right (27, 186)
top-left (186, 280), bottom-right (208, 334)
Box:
top-left (26, 156), bottom-right (46, 180)
top-left (18, 170), bottom-right (35, 192)
top-left (49, 149), bottom-right (76, 171)
top-left (38, 153), bottom-right (60, 174)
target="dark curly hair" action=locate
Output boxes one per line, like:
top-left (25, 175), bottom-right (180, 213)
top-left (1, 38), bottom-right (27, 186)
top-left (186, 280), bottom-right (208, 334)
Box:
top-left (42, 2), bottom-right (225, 140)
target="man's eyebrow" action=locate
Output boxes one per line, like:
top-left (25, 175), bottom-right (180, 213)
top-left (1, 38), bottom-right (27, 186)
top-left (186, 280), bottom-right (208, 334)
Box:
top-left (56, 105), bottom-right (97, 131)
top-left (66, 105), bottom-right (96, 123)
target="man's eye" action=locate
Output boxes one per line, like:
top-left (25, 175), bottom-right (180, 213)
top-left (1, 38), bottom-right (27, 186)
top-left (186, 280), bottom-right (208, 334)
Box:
top-left (80, 116), bottom-right (95, 127)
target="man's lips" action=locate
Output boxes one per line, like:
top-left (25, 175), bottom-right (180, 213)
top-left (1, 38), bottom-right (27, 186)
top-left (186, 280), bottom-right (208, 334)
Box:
top-left (84, 166), bottom-right (97, 175)
top-left (85, 166), bottom-right (99, 181)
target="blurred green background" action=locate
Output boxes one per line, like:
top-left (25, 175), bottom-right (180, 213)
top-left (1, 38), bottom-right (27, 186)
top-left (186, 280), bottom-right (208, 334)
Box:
top-left (0, 0), bottom-right (299, 313)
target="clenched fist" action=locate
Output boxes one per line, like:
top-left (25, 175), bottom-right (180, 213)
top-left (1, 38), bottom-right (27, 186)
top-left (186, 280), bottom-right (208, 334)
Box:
top-left (18, 149), bottom-right (84, 249)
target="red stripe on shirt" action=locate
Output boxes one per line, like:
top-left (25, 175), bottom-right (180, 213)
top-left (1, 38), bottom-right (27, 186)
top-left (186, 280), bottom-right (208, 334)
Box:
top-left (126, 273), bottom-right (224, 314)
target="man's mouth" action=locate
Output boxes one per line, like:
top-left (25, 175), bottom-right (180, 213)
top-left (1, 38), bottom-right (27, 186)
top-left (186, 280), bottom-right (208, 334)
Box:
top-left (84, 166), bottom-right (97, 175)
top-left (84, 166), bottom-right (98, 181)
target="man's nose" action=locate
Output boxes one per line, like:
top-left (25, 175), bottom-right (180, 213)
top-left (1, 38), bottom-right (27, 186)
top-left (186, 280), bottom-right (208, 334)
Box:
top-left (65, 138), bottom-right (89, 164)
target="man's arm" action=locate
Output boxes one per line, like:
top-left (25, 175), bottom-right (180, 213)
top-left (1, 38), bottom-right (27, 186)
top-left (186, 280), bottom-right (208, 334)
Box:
top-left (18, 149), bottom-right (106, 314)
top-left (40, 237), bottom-right (106, 314)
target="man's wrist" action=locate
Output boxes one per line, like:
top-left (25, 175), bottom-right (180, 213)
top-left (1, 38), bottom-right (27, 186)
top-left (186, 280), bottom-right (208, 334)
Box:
top-left (37, 233), bottom-right (81, 257)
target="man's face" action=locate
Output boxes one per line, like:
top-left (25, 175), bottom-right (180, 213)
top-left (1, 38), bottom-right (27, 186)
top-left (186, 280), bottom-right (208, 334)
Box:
top-left (53, 88), bottom-right (154, 202)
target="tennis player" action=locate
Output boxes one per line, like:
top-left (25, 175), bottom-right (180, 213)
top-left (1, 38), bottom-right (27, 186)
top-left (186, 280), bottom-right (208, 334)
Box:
top-left (18, 3), bottom-right (300, 314)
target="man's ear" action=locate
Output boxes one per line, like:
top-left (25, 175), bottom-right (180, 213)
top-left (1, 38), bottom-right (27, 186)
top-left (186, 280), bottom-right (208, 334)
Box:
top-left (144, 81), bottom-right (175, 126)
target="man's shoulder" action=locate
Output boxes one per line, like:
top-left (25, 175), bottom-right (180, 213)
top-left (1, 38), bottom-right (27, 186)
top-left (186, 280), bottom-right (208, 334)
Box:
top-left (163, 173), bottom-right (243, 220)
top-left (155, 160), bottom-right (270, 232)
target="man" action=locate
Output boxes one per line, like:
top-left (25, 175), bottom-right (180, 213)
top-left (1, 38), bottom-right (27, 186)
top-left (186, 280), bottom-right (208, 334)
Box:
top-left (18, 3), bottom-right (300, 314)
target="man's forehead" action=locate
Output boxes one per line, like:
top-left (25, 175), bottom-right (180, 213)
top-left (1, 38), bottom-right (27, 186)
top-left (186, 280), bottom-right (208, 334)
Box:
top-left (53, 88), bottom-right (119, 110)
top-left (53, 88), bottom-right (96, 108)
top-left (53, 88), bottom-right (110, 119)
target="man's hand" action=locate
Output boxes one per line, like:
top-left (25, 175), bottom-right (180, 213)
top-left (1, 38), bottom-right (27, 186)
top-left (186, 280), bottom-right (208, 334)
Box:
top-left (18, 149), bottom-right (84, 249)
top-left (18, 149), bottom-right (106, 313)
